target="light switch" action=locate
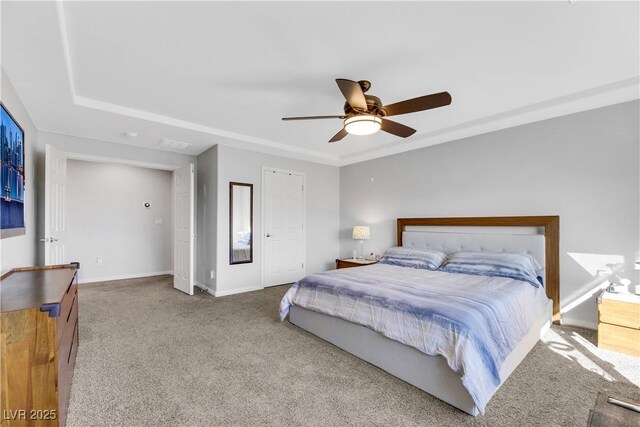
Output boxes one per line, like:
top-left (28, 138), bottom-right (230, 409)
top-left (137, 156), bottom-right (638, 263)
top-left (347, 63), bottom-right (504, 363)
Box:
top-left (155, 218), bottom-right (163, 225)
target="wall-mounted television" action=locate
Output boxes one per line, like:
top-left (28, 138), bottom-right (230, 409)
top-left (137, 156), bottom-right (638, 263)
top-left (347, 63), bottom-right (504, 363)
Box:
top-left (1, 102), bottom-right (26, 238)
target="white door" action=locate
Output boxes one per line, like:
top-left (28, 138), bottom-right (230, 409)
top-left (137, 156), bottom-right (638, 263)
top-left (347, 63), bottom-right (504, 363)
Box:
top-left (263, 169), bottom-right (305, 287)
top-left (173, 163), bottom-right (195, 295)
top-left (44, 144), bottom-right (67, 265)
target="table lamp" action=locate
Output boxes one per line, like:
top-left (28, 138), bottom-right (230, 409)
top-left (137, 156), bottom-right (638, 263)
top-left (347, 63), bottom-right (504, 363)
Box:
top-left (352, 226), bottom-right (370, 260)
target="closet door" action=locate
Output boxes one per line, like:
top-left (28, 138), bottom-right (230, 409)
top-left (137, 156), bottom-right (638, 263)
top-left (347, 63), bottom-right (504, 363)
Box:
top-left (263, 168), bottom-right (305, 287)
top-left (173, 163), bottom-right (194, 295)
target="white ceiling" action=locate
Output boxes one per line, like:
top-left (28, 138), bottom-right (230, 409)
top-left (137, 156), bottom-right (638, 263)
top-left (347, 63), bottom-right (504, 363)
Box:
top-left (2, 1), bottom-right (638, 166)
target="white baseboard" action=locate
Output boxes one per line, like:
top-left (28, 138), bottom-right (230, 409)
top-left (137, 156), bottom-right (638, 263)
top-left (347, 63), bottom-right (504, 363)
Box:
top-left (195, 281), bottom-right (216, 296)
top-left (561, 317), bottom-right (597, 330)
top-left (214, 285), bottom-right (264, 297)
top-left (195, 282), bottom-right (264, 298)
top-left (79, 271), bottom-right (173, 284)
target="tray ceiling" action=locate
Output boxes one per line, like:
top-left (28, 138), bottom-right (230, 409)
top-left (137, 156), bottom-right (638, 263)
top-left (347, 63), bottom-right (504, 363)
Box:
top-left (2, 1), bottom-right (638, 165)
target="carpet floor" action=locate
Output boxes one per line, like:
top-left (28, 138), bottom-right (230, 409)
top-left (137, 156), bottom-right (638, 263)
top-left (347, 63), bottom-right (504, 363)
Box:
top-left (67, 275), bottom-right (639, 427)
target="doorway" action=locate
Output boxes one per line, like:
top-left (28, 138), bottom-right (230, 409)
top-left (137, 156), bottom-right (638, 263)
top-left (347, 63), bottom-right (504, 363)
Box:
top-left (42, 145), bottom-right (194, 293)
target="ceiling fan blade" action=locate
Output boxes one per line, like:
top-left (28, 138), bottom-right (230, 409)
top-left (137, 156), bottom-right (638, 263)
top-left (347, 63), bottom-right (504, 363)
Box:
top-left (336, 79), bottom-right (368, 112)
top-left (382, 92), bottom-right (452, 117)
top-left (380, 118), bottom-right (416, 138)
top-left (282, 115), bottom-right (345, 121)
top-left (328, 128), bottom-right (348, 143)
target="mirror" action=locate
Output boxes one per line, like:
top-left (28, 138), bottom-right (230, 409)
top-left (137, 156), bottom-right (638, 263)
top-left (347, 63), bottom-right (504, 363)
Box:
top-left (229, 182), bottom-right (253, 264)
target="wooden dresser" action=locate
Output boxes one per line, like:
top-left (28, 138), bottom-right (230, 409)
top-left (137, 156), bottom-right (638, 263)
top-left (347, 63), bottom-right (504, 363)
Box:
top-left (0, 264), bottom-right (79, 427)
top-left (597, 291), bottom-right (640, 357)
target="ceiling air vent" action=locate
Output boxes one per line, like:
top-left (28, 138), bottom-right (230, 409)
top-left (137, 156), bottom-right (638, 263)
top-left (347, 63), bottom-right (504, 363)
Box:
top-left (156, 138), bottom-right (191, 150)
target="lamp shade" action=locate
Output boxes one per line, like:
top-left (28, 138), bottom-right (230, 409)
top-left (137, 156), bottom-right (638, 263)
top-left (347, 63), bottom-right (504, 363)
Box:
top-left (352, 226), bottom-right (370, 240)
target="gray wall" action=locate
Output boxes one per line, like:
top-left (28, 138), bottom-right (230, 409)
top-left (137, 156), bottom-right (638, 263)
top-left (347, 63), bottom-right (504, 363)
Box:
top-left (195, 144), bottom-right (340, 295)
top-left (36, 132), bottom-right (195, 265)
top-left (340, 101), bottom-right (640, 328)
top-left (66, 160), bottom-right (173, 283)
top-left (1, 69), bottom-right (195, 274)
top-left (1, 69), bottom-right (38, 273)
top-left (196, 145), bottom-right (217, 288)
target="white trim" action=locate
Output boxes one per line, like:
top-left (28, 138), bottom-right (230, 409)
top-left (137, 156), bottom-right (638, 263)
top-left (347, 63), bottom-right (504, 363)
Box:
top-left (339, 78), bottom-right (639, 166)
top-left (214, 285), bottom-right (263, 297)
top-left (261, 166), bottom-right (306, 289)
top-left (561, 317), bottom-right (598, 331)
top-left (54, 1), bottom-right (337, 164)
top-left (54, 1), bottom-right (639, 167)
top-left (188, 163), bottom-right (196, 293)
top-left (195, 281), bottom-right (215, 296)
top-left (66, 151), bottom-right (179, 171)
top-left (56, 0), bottom-right (76, 96)
top-left (78, 271), bottom-right (173, 285)
top-left (73, 95), bottom-right (340, 163)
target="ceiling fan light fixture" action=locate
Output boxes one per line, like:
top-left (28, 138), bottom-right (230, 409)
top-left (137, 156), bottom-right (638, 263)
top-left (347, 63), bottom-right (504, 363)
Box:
top-left (344, 115), bottom-right (382, 136)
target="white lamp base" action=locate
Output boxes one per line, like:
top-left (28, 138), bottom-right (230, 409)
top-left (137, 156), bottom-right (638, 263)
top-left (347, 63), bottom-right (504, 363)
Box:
top-left (356, 240), bottom-right (364, 260)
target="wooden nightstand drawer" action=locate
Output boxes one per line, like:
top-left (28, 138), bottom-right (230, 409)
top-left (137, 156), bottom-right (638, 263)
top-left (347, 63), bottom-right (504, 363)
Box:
top-left (597, 292), bottom-right (640, 357)
top-left (597, 322), bottom-right (640, 357)
top-left (336, 259), bottom-right (378, 269)
top-left (599, 298), bottom-right (640, 329)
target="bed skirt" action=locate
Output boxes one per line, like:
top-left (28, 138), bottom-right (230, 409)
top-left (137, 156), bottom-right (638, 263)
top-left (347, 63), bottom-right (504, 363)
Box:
top-left (289, 300), bottom-right (552, 416)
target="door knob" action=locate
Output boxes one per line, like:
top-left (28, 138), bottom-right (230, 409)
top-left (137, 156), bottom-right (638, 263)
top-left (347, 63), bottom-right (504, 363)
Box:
top-left (266, 233), bottom-right (272, 237)
top-left (40, 237), bottom-right (59, 243)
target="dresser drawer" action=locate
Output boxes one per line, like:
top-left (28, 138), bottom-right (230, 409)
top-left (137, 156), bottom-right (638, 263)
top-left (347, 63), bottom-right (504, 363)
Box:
top-left (599, 298), bottom-right (640, 329)
top-left (58, 293), bottom-right (78, 357)
top-left (58, 319), bottom-right (78, 382)
top-left (57, 282), bottom-right (77, 347)
top-left (598, 322), bottom-right (640, 357)
top-left (57, 320), bottom-right (78, 427)
top-left (0, 264), bottom-right (79, 427)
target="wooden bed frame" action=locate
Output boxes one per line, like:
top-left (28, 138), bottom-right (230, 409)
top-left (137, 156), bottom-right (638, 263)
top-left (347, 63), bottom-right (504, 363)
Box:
top-left (289, 215), bottom-right (560, 415)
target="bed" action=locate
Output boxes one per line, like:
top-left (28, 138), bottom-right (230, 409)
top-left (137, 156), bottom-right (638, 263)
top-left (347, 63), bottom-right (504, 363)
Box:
top-left (280, 216), bottom-right (560, 416)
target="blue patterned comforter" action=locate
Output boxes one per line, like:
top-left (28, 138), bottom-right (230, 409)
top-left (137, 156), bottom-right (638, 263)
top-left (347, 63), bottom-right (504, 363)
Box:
top-left (280, 263), bottom-right (550, 414)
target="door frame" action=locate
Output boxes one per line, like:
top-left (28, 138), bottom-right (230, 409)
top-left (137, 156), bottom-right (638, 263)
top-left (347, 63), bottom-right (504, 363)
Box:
top-left (260, 166), bottom-right (306, 288)
top-left (45, 149), bottom-right (184, 280)
top-left (44, 144), bottom-right (68, 265)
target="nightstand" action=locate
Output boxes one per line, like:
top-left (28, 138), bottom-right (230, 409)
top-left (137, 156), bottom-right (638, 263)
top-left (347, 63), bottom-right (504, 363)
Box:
top-left (597, 291), bottom-right (640, 357)
top-left (336, 258), bottom-right (378, 269)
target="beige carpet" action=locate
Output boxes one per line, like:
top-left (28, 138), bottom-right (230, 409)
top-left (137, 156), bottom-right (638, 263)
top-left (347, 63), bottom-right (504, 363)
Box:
top-left (67, 275), bottom-right (639, 426)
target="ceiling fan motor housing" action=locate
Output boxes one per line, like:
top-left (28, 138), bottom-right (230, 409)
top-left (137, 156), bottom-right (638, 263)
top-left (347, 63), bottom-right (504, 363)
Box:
top-left (343, 95), bottom-right (384, 116)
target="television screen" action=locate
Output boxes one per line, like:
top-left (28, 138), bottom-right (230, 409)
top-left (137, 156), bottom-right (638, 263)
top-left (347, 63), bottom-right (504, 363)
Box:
top-left (1, 103), bottom-right (26, 237)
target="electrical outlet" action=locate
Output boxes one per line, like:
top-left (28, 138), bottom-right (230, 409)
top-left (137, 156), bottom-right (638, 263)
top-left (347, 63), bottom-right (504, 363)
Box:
top-left (96, 256), bottom-right (103, 266)
top-left (210, 270), bottom-right (215, 280)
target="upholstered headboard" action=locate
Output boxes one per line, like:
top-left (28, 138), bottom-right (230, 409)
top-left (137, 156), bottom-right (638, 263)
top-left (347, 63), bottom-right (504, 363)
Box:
top-left (397, 216), bottom-right (560, 321)
top-left (402, 231), bottom-right (546, 268)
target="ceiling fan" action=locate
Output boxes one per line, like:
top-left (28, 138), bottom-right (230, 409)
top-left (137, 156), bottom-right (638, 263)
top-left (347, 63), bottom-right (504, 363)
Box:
top-left (282, 79), bottom-right (452, 143)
